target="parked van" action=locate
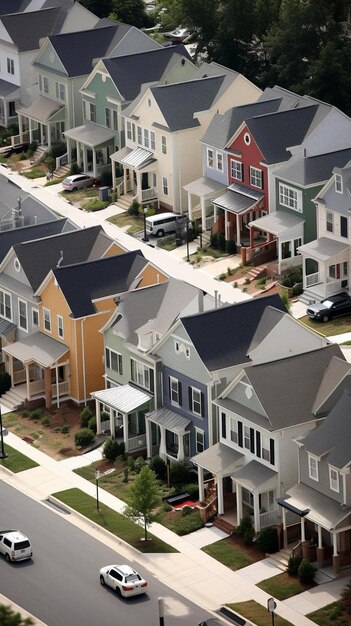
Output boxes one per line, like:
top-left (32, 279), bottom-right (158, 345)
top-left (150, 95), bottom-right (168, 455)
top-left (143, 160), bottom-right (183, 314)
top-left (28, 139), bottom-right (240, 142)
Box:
top-left (145, 212), bottom-right (186, 237)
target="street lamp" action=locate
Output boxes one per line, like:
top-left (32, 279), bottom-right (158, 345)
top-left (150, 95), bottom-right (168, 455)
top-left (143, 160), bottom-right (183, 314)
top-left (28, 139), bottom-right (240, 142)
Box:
top-left (142, 206), bottom-right (149, 242)
top-left (95, 469), bottom-right (100, 512)
top-left (0, 407), bottom-right (7, 460)
top-left (158, 597), bottom-right (165, 626)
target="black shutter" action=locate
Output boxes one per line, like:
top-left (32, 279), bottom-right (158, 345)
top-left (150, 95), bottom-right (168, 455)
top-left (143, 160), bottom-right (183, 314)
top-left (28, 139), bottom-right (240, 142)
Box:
top-left (256, 431), bottom-right (261, 458)
top-left (241, 163), bottom-right (244, 182)
top-left (250, 428), bottom-right (255, 454)
top-left (168, 376), bottom-right (171, 400)
top-left (201, 392), bottom-right (205, 417)
top-left (270, 438), bottom-right (275, 465)
top-left (149, 369), bottom-right (154, 393)
top-left (261, 170), bottom-right (264, 189)
top-left (221, 413), bottom-right (226, 439)
top-left (238, 421), bottom-right (243, 447)
top-left (188, 386), bottom-right (192, 410)
top-left (178, 381), bottom-right (182, 406)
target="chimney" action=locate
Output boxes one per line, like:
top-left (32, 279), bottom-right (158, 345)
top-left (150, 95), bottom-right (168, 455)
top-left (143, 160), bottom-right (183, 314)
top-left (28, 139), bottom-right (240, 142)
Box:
top-left (57, 251), bottom-right (64, 267)
top-left (198, 290), bottom-right (204, 313)
top-left (214, 290), bottom-right (218, 308)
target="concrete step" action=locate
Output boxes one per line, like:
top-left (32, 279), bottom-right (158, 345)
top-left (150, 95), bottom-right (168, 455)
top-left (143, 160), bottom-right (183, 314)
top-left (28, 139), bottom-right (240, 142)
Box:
top-left (54, 165), bottom-right (69, 179)
top-left (247, 265), bottom-right (267, 281)
top-left (31, 146), bottom-right (47, 164)
top-left (213, 516), bottom-right (235, 535)
top-left (1, 388), bottom-right (26, 410)
top-left (267, 549), bottom-right (290, 572)
top-left (115, 195), bottom-right (132, 211)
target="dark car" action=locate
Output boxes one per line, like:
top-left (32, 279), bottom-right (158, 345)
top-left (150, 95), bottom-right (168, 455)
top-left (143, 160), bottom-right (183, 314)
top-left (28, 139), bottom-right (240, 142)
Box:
top-left (306, 292), bottom-right (351, 322)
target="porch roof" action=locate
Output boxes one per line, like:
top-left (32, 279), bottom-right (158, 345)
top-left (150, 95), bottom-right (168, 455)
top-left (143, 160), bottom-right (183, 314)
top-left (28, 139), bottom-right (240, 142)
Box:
top-left (17, 96), bottom-right (64, 123)
top-left (279, 483), bottom-right (351, 530)
top-left (146, 407), bottom-right (190, 433)
top-left (64, 121), bottom-right (115, 148)
top-left (298, 237), bottom-right (349, 261)
top-left (183, 176), bottom-right (226, 197)
top-left (0, 79), bottom-right (20, 99)
top-left (191, 442), bottom-right (244, 475)
top-left (231, 460), bottom-right (277, 490)
top-left (91, 384), bottom-right (151, 414)
top-left (249, 211), bottom-right (304, 237)
top-left (213, 183), bottom-right (263, 215)
top-left (116, 146), bottom-right (156, 170)
top-left (0, 318), bottom-right (16, 337)
top-left (2, 332), bottom-right (69, 368)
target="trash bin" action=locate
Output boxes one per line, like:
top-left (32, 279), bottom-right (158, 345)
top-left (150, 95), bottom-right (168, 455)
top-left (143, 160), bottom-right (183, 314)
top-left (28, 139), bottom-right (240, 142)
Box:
top-left (99, 186), bottom-right (110, 201)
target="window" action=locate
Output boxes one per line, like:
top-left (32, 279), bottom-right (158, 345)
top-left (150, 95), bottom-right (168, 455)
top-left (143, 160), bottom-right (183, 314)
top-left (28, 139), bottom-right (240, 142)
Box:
top-left (161, 136), bottom-right (167, 155)
top-left (207, 148), bottom-right (214, 168)
top-left (195, 428), bottom-right (204, 453)
top-left (230, 159), bottom-right (243, 181)
top-left (230, 417), bottom-right (238, 443)
top-left (281, 241), bottom-right (292, 259)
top-left (112, 110), bottom-right (118, 130)
top-left (55, 82), bottom-right (65, 102)
top-left (242, 488), bottom-right (253, 507)
top-left (221, 412), bottom-right (227, 438)
top-left (308, 454), bottom-right (319, 481)
top-left (341, 216), bottom-right (348, 238)
top-left (326, 210), bottom-right (333, 233)
top-left (43, 308), bottom-right (51, 332)
top-left (217, 153), bottom-right (223, 171)
top-left (294, 238), bottom-right (302, 256)
top-left (169, 376), bottom-right (181, 406)
top-left (39, 75), bottom-right (48, 94)
top-left (131, 359), bottom-right (153, 391)
top-left (7, 58), bottom-right (14, 75)
top-left (105, 108), bottom-right (111, 128)
top-left (144, 128), bottom-right (149, 148)
top-left (329, 466), bottom-right (339, 492)
top-left (0, 290), bottom-right (11, 321)
top-left (279, 183), bottom-right (302, 212)
top-left (190, 387), bottom-right (202, 416)
top-left (335, 173), bottom-right (343, 193)
top-left (261, 435), bottom-right (271, 462)
top-left (89, 102), bottom-right (96, 123)
top-left (105, 348), bottom-right (123, 374)
top-left (162, 177), bottom-right (168, 196)
top-left (250, 166), bottom-right (262, 188)
top-left (244, 425), bottom-right (251, 450)
top-left (57, 315), bottom-right (64, 339)
top-left (18, 300), bottom-right (27, 331)
top-left (150, 131), bottom-right (155, 151)
top-left (137, 126), bottom-right (142, 145)
top-left (32, 308), bottom-right (39, 327)
top-left (174, 340), bottom-right (180, 353)
top-left (244, 132), bottom-right (251, 145)
top-left (126, 121), bottom-right (135, 141)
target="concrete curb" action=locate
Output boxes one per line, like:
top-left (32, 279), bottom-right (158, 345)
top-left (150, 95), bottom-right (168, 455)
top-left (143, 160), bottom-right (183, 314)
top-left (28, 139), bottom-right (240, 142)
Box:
top-left (0, 591), bottom-right (47, 625)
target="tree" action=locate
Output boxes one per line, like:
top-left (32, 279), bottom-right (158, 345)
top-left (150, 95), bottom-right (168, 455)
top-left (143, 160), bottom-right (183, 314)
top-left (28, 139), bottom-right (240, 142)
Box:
top-left (0, 604), bottom-right (34, 626)
top-left (78, 0), bottom-right (114, 18)
top-left (109, 0), bottom-right (149, 28)
top-left (125, 465), bottom-right (161, 541)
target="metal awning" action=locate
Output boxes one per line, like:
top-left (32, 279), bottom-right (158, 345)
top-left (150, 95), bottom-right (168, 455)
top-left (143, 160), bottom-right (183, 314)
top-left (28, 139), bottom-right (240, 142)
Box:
top-left (183, 176), bottom-right (226, 197)
top-left (64, 121), bottom-right (115, 147)
top-left (111, 145), bottom-right (132, 163)
top-left (0, 318), bottom-right (16, 337)
top-left (191, 442), bottom-right (244, 476)
top-left (213, 182), bottom-right (264, 215)
top-left (17, 96), bottom-right (64, 123)
top-left (91, 384), bottom-right (152, 414)
top-left (2, 332), bottom-right (69, 368)
top-left (147, 407), bottom-right (190, 433)
top-left (232, 460), bottom-right (277, 490)
top-left (117, 146), bottom-right (155, 169)
top-left (278, 483), bottom-right (351, 530)
top-left (298, 237), bottom-right (349, 262)
top-left (249, 211), bottom-right (304, 237)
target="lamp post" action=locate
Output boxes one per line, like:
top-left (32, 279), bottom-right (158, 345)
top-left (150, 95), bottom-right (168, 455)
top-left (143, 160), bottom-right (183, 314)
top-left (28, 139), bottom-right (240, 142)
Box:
top-left (158, 597), bottom-right (165, 626)
top-left (0, 407), bottom-right (7, 460)
top-left (95, 469), bottom-right (100, 512)
top-left (142, 206), bottom-right (149, 242)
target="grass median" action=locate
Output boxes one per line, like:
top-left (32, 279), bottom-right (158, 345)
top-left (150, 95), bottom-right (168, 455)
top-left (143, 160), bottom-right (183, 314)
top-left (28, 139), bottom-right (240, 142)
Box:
top-left (53, 488), bottom-right (177, 553)
top-left (0, 443), bottom-right (38, 472)
top-left (227, 601), bottom-right (294, 626)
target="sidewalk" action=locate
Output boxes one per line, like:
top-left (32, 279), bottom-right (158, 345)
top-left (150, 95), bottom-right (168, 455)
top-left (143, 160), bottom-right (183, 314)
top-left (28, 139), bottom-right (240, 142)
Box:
top-left (1, 429), bottom-right (348, 626)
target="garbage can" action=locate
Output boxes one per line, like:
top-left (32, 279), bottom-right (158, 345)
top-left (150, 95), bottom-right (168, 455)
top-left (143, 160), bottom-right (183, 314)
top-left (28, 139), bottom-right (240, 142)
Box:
top-left (99, 186), bottom-right (110, 201)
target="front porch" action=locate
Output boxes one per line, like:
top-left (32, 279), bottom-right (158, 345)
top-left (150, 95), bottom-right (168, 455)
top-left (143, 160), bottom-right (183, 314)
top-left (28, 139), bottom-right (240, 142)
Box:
top-left (298, 237), bottom-right (349, 303)
top-left (64, 122), bottom-right (116, 179)
top-left (16, 97), bottom-right (66, 151)
top-left (111, 146), bottom-right (158, 206)
top-left (0, 80), bottom-right (21, 128)
top-left (183, 176), bottom-right (227, 232)
top-left (146, 406), bottom-right (191, 464)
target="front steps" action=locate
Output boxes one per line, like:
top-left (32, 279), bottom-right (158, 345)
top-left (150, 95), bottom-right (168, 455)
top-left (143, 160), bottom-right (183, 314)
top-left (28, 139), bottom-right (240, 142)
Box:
top-left (267, 547), bottom-right (291, 572)
top-left (115, 193), bottom-right (133, 211)
top-left (31, 146), bottom-right (47, 164)
top-left (54, 164), bottom-right (69, 179)
top-left (1, 387), bottom-right (26, 411)
top-left (213, 516), bottom-right (235, 535)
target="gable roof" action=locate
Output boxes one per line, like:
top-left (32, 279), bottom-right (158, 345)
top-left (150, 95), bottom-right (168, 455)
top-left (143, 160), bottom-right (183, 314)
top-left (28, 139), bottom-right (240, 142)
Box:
top-left (1, 7), bottom-right (64, 52)
top-left (102, 45), bottom-right (192, 103)
top-left (0, 218), bottom-right (74, 264)
top-left (315, 159), bottom-right (351, 214)
top-left (51, 250), bottom-right (147, 318)
top-left (12, 226), bottom-right (113, 291)
top-left (0, 0), bottom-right (32, 14)
top-left (180, 294), bottom-right (286, 371)
top-left (276, 147), bottom-right (351, 187)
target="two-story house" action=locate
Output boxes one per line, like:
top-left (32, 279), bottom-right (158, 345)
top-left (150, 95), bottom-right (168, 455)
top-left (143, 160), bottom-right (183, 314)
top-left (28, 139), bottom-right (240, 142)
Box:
top-left (64, 45), bottom-right (195, 180)
top-left (111, 62), bottom-right (262, 212)
top-left (192, 343), bottom-right (343, 531)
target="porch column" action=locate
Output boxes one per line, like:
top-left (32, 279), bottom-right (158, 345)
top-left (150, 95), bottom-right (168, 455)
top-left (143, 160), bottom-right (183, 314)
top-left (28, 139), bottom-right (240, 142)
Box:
top-left (110, 408), bottom-right (116, 438)
top-left (217, 475), bottom-right (224, 515)
top-left (43, 366), bottom-right (52, 408)
top-left (136, 170), bottom-right (142, 203)
top-left (18, 113), bottom-right (24, 143)
top-left (25, 364), bottom-right (30, 402)
top-left (178, 431), bottom-right (185, 461)
top-left (198, 466), bottom-right (205, 503)
top-left (122, 413), bottom-right (128, 452)
top-left (253, 491), bottom-right (260, 532)
top-left (250, 226), bottom-right (255, 248)
top-left (123, 166), bottom-right (128, 195)
top-left (236, 214), bottom-right (241, 245)
top-left (316, 524), bottom-right (324, 566)
top-left (82, 145), bottom-right (88, 173)
top-left (237, 484), bottom-right (243, 525)
top-left (301, 516), bottom-right (306, 542)
top-left (47, 124), bottom-right (51, 150)
top-left (332, 532), bottom-right (341, 573)
top-left (7, 355), bottom-right (14, 382)
top-left (201, 197), bottom-right (206, 232)
top-left (39, 123), bottom-right (43, 146)
top-left (92, 149), bottom-right (97, 177)
top-left (29, 119), bottom-right (33, 144)
top-left (111, 159), bottom-right (116, 191)
top-left (159, 426), bottom-right (166, 460)
top-left (224, 210), bottom-right (229, 241)
top-left (282, 507), bottom-right (288, 549)
top-left (55, 364), bottom-right (60, 408)
top-left (95, 400), bottom-right (102, 435)
top-left (66, 137), bottom-right (72, 164)
top-left (145, 417), bottom-right (152, 459)
top-left (76, 141), bottom-right (82, 169)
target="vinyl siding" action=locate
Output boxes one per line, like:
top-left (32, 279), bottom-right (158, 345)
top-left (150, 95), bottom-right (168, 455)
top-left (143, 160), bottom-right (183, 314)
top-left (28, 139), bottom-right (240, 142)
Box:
top-left (156, 328), bottom-right (211, 383)
top-left (299, 446), bottom-right (344, 504)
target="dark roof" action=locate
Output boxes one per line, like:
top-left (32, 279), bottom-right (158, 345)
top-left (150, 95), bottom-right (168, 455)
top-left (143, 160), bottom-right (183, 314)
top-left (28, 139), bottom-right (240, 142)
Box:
top-left (1, 7), bottom-right (63, 52)
top-left (180, 294), bottom-right (287, 371)
top-left (149, 75), bottom-right (227, 132)
top-left (103, 45), bottom-right (192, 103)
top-left (0, 218), bottom-right (72, 263)
top-left (0, 79), bottom-right (20, 97)
top-left (0, 0), bottom-right (31, 15)
top-left (277, 148), bottom-right (351, 187)
top-left (13, 226), bottom-right (112, 291)
top-left (52, 250), bottom-right (147, 318)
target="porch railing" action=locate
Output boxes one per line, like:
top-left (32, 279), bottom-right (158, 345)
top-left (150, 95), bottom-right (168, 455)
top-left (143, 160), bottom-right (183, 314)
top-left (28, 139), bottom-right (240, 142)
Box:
top-left (259, 509), bottom-right (280, 529)
top-left (52, 381), bottom-right (70, 397)
top-left (205, 215), bottom-right (215, 230)
top-left (141, 187), bottom-right (157, 202)
top-left (326, 278), bottom-right (348, 294)
top-left (199, 496), bottom-right (217, 523)
top-left (242, 240), bottom-right (276, 267)
top-left (128, 433), bottom-right (146, 451)
top-left (11, 131), bottom-right (30, 148)
top-left (55, 152), bottom-right (68, 170)
top-left (13, 369), bottom-right (26, 384)
top-left (115, 178), bottom-right (124, 198)
top-left (29, 379), bottom-right (45, 395)
top-left (306, 272), bottom-right (320, 288)
top-left (292, 540), bottom-right (303, 559)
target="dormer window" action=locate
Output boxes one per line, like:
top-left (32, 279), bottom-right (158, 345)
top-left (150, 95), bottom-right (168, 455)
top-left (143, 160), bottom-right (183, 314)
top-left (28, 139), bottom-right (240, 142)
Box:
top-left (329, 466), bottom-right (339, 492)
top-left (335, 173), bottom-right (343, 194)
top-left (308, 454), bottom-right (319, 481)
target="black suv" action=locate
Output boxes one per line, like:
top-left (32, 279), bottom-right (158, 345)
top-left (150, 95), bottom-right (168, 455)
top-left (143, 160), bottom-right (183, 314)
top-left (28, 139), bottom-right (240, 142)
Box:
top-left (306, 292), bottom-right (351, 322)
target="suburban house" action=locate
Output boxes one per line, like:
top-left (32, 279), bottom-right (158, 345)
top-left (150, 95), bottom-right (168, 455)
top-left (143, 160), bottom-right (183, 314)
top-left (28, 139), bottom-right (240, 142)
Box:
top-left (0, 1), bottom-right (100, 128)
top-left (191, 343), bottom-right (343, 531)
top-left (15, 20), bottom-right (160, 158)
top-left (277, 364), bottom-right (351, 575)
top-left (111, 62), bottom-right (262, 213)
top-left (65, 45), bottom-right (195, 181)
top-left (92, 278), bottom-right (214, 457)
top-left (0, 227), bottom-right (127, 409)
top-left (298, 160), bottom-right (351, 303)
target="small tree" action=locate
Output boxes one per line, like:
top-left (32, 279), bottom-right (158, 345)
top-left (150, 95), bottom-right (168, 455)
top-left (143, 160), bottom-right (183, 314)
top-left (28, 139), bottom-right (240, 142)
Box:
top-left (298, 558), bottom-right (315, 583)
top-left (75, 428), bottom-right (95, 448)
top-left (80, 407), bottom-right (93, 428)
top-left (125, 466), bottom-right (161, 541)
top-left (0, 603), bottom-right (34, 625)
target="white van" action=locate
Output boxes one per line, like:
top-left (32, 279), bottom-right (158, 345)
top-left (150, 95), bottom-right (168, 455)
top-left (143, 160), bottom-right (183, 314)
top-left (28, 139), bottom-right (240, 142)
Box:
top-left (145, 212), bottom-right (186, 237)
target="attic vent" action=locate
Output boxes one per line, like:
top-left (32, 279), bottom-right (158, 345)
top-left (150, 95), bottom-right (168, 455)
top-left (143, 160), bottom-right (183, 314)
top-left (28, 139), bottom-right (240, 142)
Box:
top-left (244, 132), bottom-right (251, 146)
top-left (245, 386), bottom-right (253, 399)
top-left (14, 258), bottom-right (20, 272)
top-left (202, 74), bottom-right (207, 78)
top-left (181, 58), bottom-right (185, 65)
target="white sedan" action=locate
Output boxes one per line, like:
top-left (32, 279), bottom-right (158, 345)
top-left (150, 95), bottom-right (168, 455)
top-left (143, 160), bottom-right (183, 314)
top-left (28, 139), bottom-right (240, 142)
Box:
top-left (99, 564), bottom-right (148, 597)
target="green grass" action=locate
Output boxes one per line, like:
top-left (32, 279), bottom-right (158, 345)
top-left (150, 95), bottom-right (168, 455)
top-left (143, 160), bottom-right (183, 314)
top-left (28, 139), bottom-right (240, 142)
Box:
top-left (53, 488), bottom-right (177, 553)
top-left (81, 198), bottom-right (110, 211)
top-left (299, 315), bottom-right (351, 337)
top-left (155, 508), bottom-right (204, 535)
top-left (22, 165), bottom-right (47, 179)
top-left (257, 572), bottom-right (315, 600)
top-left (157, 235), bottom-right (178, 251)
top-left (0, 443), bottom-right (38, 472)
top-left (227, 600), bottom-right (294, 626)
top-left (307, 601), bottom-right (351, 625)
top-left (107, 212), bottom-right (145, 234)
top-left (202, 537), bottom-right (255, 570)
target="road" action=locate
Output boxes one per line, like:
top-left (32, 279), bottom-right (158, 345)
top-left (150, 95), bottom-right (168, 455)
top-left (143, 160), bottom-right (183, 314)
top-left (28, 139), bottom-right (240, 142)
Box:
top-left (0, 481), bottom-right (211, 626)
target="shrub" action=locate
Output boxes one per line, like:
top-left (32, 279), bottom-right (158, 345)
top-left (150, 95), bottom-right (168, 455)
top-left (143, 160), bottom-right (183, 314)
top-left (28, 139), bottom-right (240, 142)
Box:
top-left (172, 510), bottom-right (204, 535)
top-left (292, 283), bottom-right (303, 297)
top-left (48, 142), bottom-right (66, 158)
top-left (281, 267), bottom-right (302, 288)
top-left (256, 527), bottom-right (279, 553)
top-left (287, 554), bottom-right (303, 576)
top-left (127, 456), bottom-right (135, 472)
top-left (280, 291), bottom-right (290, 311)
top-left (45, 156), bottom-right (55, 173)
top-left (88, 416), bottom-right (97, 433)
top-left (61, 424), bottom-right (70, 434)
top-left (69, 162), bottom-right (81, 175)
top-left (80, 407), bottom-right (93, 428)
top-left (256, 276), bottom-right (267, 286)
top-left (219, 272), bottom-right (226, 281)
top-left (341, 581), bottom-right (351, 614)
top-left (103, 438), bottom-right (122, 462)
top-left (210, 233), bottom-right (218, 249)
top-left (99, 169), bottom-right (112, 187)
top-left (128, 200), bottom-right (140, 216)
top-left (29, 140), bottom-right (37, 153)
top-left (185, 483), bottom-right (199, 501)
top-left (298, 558), bottom-right (315, 583)
top-left (169, 462), bottom-right (192, 488)
top-left (217, 233), bottom-right (226, 251)
top-left (100, 411), bottom-right (109, 422)
top-left (244, 277), bottom-right (250, 285)
top-left (0, 371), bottom-right (11, 395)
top-left (227, 267), bottom-right (233, 276)
top-left (163, 502), bottom-right (172, 512)
top-left (236, 514), bottom-right (254, 538)
top-left (134, 456), bottom-right (145, 474)
top-left (19, 152), bottom-right (28, 161)
top-left (149, 455), bottom-right (167, 480)
top-left (243, 526), bottom-right (255, 545)
top-left (181, 505), bottom-right (193, 516)
top-left (41, 416), bottom-right (51, 427)
top-left (81, 198), bottom-right (109, 212)
top-left (233, 281), bottom-right (238, 288)
top-left (226, 240), bottom-right (236, 255)
top-left (75, 428), bottom-right (95, 448)
top-left (29, 409), bottom-right (42, 420)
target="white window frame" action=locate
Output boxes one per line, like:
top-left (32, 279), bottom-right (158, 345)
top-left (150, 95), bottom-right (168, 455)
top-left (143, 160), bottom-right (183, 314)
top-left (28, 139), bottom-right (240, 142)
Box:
top-left (126, 120), bottom-right (133, 140)
top-left (32, 308), bottom-right (39, 328)
top-left (174, 340), bottom-right (180, 353)
top-left (250, 166), bottom-right (262, 189)
top-left (131, 358), bottom-right (151, 390)
top-left (207, 148), bottom-right (214, 168)
top-left (230, 159), bottom-right (243, 181)
top-left (105, 347), bottom-right (123, 375)
top-left (105, 107), bottom-right (112, 128)
top-left (150, 131), bottom-right (155, 151)
top-left (137, 126), bottom-right (142, 145)
top-left (55, 82), bottom-right (65, 102)
top-left (335, 173), bottom-right (343, 193)
top-left (161, 135), bottom-right (167, 155)
top-left (112, 109), bottom-right (118, 131)
top-left (7, 58), bottom-right (14, 75)
top-left (195, 428), bottom-right (204, 453)
top-left (278, 183), bottom-right (302, 213)
top-left (89, 102), bottom-right (96, 123)
top-left (261, 434), bottom-right (271, 462)
top-left (326, 210), bottom-right (334, 233)
top-left (308, 454), bottom-right (319, 481)
top-left (329, 466), bottom-right (339, 492)
top-left (162, 176), bottom-right (168, 196)
top-left (144, 128), bottom-right (149, 148)
top-left (191, 387), bottom-right (202, 416)
top-left (57, 315), bottom-right (64, 339)
top-left (244, 425), bottom-right (250, 450)
top-left (216, 152), bottom-right (223, 171)
top-left (18, 299), bottom-right (28, 332)
top-left (0, 289), bottom-right (12, 321)
top-left (170, 376), bottom-right (180, 406)
top-left (230, 417), bottom-right (238, 443)
top-left (43, 307), bottom-right (51, 333)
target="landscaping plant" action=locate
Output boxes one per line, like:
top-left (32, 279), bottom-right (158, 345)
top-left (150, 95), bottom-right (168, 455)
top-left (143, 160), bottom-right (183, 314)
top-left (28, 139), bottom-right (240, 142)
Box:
top-left (125, 465), bottom-right (161, 541)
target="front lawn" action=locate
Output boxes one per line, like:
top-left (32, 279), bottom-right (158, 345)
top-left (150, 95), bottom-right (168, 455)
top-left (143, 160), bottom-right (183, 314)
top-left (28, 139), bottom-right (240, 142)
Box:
top-left (202, 535), bottom-right (264, 570)
top-left (107, 212), bottom-right (145, 234)
top-left (227, 600), bottom-right (294, 626)
top-left (53, 488), bottom-right (177, 553)
top-left (257, 571), bottom-right (316, 600)
top-left (299, 315), bottom-right (351, 337)
top-left (307, 601), bottom-right (351, 625)
top-left (0, 443), bottom-right (38, 472)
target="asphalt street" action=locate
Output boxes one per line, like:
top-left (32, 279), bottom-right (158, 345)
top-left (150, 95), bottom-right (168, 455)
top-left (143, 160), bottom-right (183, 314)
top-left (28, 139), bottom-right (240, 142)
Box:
top-left (0, 481), bottom-right (211, 626)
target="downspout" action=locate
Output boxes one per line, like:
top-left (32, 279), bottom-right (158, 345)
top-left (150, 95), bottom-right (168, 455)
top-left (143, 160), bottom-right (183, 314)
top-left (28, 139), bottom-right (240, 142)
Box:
top-left (81, 317), bottom-right (87, 406)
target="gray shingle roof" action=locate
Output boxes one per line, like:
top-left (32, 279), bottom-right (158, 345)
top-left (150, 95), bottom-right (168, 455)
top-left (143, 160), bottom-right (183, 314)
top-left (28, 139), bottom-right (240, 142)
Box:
top-left (1, 7), bottom-right (63, 52)
top-left (52, 250), bottom-right (147, 318)
top-left (180, 294), bottom-right (287, 371)
top-left (0, 0), bottom-right (31, 14)
top-left (0, 80), bottom-right (20, 97)
top-left (12, 225), bottom-right (112, 291)
top-left (276, 148), bottom-right (351, 187)
top-left (0, 218), bottom-right (73, 264)
top-left (103, 45), bottom-right (192, 103)
top-left (316, 160), bottom-right (351, 215)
